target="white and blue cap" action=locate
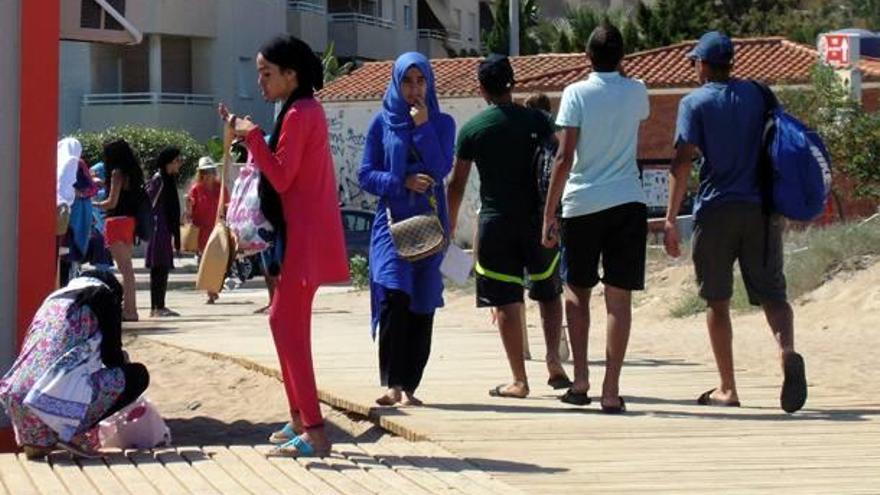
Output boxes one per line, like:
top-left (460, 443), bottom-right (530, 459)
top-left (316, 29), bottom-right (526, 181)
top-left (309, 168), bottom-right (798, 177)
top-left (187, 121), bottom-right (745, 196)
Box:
top-left (687, 31), bottom-right (734, 65)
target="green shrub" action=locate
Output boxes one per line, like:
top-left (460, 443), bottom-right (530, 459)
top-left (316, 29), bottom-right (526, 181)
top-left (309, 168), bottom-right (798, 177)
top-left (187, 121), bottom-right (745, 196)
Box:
top-left (349, 255), bottom-right (370, 291)
top-left (71, 126), bottom-right (206, 184)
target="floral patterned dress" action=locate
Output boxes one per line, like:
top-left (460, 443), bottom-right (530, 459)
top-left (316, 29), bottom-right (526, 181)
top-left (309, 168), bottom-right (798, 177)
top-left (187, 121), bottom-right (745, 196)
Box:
top-left (0, 297), bottom-right (125, 449)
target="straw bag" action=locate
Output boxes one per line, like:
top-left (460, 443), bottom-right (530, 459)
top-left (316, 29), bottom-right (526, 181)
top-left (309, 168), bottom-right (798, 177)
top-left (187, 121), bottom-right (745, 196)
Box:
top-left (388, 188), bottom-right (447, 262)
top-left (180, 223), bottom-right (200, 253)
top-left (196, 125), bottom-right (236, 293)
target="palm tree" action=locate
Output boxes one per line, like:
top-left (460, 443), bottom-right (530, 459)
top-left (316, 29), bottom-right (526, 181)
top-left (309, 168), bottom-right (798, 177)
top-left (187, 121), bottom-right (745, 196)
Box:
top-left (482, 0), bottom-right (541, 55)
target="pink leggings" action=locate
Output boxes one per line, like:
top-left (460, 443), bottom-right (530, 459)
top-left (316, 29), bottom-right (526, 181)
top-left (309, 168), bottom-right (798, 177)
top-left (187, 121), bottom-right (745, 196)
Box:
top-left (268, 279), bottom-right (322, 428)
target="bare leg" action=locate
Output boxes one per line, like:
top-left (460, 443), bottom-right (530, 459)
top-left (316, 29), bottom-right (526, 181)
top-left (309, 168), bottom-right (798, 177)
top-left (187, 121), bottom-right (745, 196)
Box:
top-left (494, 302), bottom-right (529, 397)
top-left (763, 299), bottom-right (806, 412)
top-left (109, 242), bottom-right (137, 319)
top-left (762, 299), bottom-right (794, 357)
top-left (706, 299), bottom-right (738, 403)
top-left (602, 285), bottom-right (631, 408)
top-left (538, 296), bottom-right (568, 380)
top-left (564, 284), bottom-right (591, 394)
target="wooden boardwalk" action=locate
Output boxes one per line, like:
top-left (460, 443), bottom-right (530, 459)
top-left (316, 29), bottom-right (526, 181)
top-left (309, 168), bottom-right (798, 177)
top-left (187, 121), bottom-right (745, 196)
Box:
top-left (0, 437), bottom-right (521, 494)
top-left (8, 268), bottom-right (880, 494)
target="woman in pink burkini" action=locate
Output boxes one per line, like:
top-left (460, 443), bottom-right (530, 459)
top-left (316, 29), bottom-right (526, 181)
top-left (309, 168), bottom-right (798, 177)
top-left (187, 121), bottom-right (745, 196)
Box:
top-left (219, 35), bottom-right (348, 457)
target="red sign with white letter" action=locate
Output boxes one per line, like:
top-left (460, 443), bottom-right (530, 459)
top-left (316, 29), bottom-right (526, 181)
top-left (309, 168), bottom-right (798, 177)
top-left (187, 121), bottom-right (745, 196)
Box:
top-left (820, 34), bottom-right (851, 67)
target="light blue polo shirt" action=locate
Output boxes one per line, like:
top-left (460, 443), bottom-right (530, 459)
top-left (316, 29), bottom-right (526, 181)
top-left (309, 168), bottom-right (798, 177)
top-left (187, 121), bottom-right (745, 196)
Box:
top-left (555, 71), bottom-right (650, 218)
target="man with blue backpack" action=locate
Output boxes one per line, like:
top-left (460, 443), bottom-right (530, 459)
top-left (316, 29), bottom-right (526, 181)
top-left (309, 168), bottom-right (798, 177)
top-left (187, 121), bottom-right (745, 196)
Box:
top-left (664, 31), bottom-right (809, 413)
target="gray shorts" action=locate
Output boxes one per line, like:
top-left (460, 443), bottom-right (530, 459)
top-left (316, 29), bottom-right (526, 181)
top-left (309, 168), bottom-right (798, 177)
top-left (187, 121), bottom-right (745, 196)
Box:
top-left (692, 202), bottom-right (787, 305)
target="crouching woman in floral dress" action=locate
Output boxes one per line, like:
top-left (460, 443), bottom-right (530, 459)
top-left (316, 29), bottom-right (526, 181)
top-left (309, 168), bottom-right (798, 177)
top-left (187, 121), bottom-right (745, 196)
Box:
top-left (0, 271), bottom-right (149, 459)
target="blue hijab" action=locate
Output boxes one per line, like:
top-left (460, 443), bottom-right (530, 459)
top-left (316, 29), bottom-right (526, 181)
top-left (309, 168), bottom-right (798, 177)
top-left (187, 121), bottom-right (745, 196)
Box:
top-left (380, 53), bottom-right (442, 169)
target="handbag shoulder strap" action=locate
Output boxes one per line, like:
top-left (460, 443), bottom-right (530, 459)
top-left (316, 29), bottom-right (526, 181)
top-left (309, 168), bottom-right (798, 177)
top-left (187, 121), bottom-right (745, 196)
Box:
top-left (150, 176), bottom-right (164, 210)
top-left (386, 184), bottom-right (439, 225)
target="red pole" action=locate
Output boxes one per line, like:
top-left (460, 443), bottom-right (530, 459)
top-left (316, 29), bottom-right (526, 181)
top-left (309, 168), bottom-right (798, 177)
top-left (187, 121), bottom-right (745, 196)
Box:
top-left (2, 0), bottom-right (60, 454)
top-left (16, 0), bottom-right (60, 346)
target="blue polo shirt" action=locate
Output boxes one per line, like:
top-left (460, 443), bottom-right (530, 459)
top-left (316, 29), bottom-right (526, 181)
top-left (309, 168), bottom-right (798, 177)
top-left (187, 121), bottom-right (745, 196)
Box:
top-left (555, 71), bottom-right (650, 218)
top-left (675, 79), bottom-right (765, 219)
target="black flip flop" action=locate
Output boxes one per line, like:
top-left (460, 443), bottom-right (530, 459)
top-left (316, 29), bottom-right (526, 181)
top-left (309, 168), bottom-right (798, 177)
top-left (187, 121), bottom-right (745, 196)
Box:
top-left (547, 375), bottom-right (573, 390)
top-left (559, 389), bottom-right (590, 406)
top-left (601, 397), bottom-right (626, 414)
top-left (488, 384), bottom-right (528, 399)
top-left (781, 352), bottom-right (807, 413)
top-left (697, 388), bottom-right (741, 407)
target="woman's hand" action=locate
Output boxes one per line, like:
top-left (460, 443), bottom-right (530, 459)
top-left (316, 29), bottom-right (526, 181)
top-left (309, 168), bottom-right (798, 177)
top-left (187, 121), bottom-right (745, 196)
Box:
top-left (219, 102), bottom-right (257, 137)
top-left (410, 97), bottom-right (429, 127)
top-left (405, 173), bottom-right (434, 194)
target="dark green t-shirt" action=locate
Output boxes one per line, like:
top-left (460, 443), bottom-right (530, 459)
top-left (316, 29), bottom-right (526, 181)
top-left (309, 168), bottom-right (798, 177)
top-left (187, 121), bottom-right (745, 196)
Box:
top-left (456, 104), bottom-right (554, 218)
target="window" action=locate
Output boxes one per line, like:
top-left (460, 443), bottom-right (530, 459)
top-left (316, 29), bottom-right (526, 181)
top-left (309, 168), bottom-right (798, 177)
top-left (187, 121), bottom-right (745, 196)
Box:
top-left (81, 0), bottom-right (126, 30)
top-left (469, 12), bottom-right (477, 41)
top-left (403, 0), bottom-right (412, 30)
top-left (104, 0), bottom-right (126, 31)
top-left (237, 57), bottom-right (253, 99)
top-left (391, 0), bottom-right (397, 22)
top-left (360, 0), bottom-right (380, 16)
top-left (80, 0), bottom-right (101, 28)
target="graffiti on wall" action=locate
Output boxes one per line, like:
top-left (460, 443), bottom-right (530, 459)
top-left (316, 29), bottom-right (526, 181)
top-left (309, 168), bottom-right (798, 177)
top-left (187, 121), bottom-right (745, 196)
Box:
top-left (327, 106), bottom-right (375, 211)
top-left (641, 169), bottom-right (669, 208)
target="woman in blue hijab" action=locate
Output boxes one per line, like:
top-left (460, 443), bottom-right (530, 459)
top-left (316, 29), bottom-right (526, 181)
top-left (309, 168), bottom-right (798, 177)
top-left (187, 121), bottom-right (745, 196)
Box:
top-left (359, 52), bottom-right (455, 407)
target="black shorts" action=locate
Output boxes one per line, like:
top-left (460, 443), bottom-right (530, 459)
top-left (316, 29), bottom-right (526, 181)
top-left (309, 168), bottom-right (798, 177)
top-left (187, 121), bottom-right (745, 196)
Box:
top-left (560, 202), bottom-right (647, 290)
top-left (475, 215), bottom-right (562, 308)
top-left (692, 202), bottom-right (787, 305)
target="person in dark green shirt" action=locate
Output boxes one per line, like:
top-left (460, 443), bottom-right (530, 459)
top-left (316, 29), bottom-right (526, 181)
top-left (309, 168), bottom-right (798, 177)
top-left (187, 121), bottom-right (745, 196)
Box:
top-left (447, 55), bottom-right (570, 400)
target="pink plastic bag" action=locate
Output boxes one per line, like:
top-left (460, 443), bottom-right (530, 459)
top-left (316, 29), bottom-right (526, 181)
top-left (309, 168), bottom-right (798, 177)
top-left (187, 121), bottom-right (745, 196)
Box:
top-left (98, 396), bottom-right (171, 449)
top-left (227, 161), bottom-right (274, 254)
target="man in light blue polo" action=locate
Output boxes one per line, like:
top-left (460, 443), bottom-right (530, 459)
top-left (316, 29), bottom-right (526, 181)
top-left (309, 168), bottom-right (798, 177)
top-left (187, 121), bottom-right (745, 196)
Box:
top-left (664, 31), bottom-right (807, 414)
top-left (541, 22), bottom-right (649, 413)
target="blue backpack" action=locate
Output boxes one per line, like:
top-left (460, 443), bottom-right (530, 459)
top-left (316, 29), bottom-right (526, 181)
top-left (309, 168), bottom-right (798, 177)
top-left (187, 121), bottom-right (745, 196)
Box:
top-left (754, 82), bottom-right (833, 221)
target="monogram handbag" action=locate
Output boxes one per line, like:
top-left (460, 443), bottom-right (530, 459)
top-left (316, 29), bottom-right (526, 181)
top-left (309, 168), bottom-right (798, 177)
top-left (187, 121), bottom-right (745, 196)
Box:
top-left (387, 188), bottom-right (447, 262)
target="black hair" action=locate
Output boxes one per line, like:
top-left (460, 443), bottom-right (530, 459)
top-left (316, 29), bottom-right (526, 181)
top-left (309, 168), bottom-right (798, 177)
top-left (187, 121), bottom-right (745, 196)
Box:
top-left (153, 146), bottom-right (181, 174)
top-left (257, 35), bottom-right (323, 254)
top-left (260, 35), bottom-right (324, 152)
top-left (705, 62), bottom-right (733, 81)
top-left (103, 139), bottom-right (144, 188)
top-left (478, 56), bottom-right (516, 97)
top-left (78, 269), bottom-right (124, 306)
top-left (68, 270), bottom-right (125, 366)
top-left (524, 92), bottom-right (552, 113)
top-left (588, 22), bottom-right (625, 73)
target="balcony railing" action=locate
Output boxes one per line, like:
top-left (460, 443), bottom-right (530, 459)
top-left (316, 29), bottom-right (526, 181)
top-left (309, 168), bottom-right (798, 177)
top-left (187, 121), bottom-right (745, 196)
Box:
top-left (328, 13), bottom-right (394, 29)
top-left (82, 92), bottom-right (215, 106)
top-left (417, 29), bottom-right (447, 41)
top-left (288, 1), bottom-right (326, 15)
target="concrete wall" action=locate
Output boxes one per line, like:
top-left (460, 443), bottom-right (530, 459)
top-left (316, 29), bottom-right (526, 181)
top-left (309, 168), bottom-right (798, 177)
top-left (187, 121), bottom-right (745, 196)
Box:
top-left (324, 93), bottom-right (693, 244)
top-left (331, 19), bottom-right (412, 61)
top-left (59, 41), bottom-right (92, 134)
top-left (288, 9), bottom-right (329, 52)
top-left (0, 0), bottom-right (21, 430)
top-left (128, 0), bottom-right (218, 38)
top-left (206, 0), bottom-right (286, 135)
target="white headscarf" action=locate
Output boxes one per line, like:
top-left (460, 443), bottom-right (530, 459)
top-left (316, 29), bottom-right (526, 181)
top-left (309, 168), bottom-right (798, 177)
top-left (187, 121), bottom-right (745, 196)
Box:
top-left (57, 137), bottom-right (82, 207)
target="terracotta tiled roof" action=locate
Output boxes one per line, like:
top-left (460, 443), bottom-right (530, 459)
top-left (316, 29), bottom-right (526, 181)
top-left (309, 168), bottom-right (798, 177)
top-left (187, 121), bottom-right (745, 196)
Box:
top-left (319, 37), bottom-right (880, 101)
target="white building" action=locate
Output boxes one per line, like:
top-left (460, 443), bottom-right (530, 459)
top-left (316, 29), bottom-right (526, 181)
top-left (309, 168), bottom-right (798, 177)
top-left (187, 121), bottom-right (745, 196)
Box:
top-left (60, 0), bottom-right (288, 140)
top-left (60, 0), bottom-right (484, 138)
